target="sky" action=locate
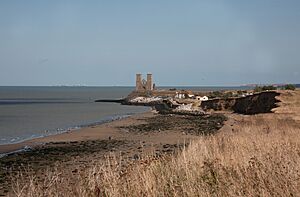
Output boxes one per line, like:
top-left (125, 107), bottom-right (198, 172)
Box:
top-left (0, 0), bottom-right (300, 86)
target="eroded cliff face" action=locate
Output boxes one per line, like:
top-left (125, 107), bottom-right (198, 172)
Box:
top-left (200, 98), bottom-right (236, 111)
top-left (232, 92), bottom-right (280, 114)
top-left (201, 91), bottom-right (280, 115)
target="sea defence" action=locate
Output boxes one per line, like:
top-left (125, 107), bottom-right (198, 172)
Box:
top-left (94, 98), bottom-right (125, 103)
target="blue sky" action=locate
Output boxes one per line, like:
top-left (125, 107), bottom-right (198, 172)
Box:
top-left (0, 0), bottom-right (300, 86)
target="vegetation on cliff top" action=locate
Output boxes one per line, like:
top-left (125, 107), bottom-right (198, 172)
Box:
top-left (284, 84), bottom-right (296, 90)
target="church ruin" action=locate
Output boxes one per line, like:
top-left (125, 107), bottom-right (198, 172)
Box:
top-left (136, 73), bottom-right (154, 91)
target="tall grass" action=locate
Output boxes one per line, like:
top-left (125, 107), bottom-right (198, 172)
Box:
top-left (11, 90), bottom-right (300, 197)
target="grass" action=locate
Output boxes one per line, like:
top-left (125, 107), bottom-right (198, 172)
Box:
top-left (9, 90), bottom-right (300, 197)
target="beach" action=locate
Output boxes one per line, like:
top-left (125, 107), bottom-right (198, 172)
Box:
top-left (0, 110), bottom-right (229, 195)
top-left (0, 111), bottom-right (150, 155)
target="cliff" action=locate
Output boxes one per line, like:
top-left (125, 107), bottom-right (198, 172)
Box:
top-left (201, 91), bottom-right (280, 114)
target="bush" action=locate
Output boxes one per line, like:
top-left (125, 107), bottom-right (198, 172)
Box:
top-left (254, 86), bottom-right (263, 93)
top-left (262, 85), bottom-right (276, 91)
top-left (254, 85), bottom-right (276, 92)
top-left (284, 84), bottom-right (296, 90)
top-left (222, 92), bottom-right (233, 99)
top-left (209, 91), bottom-right (223, 98)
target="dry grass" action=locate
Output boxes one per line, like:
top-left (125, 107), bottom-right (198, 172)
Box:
top-left (10, 90), bottom-right (300, 197)
top-left (274, 89), bottom-right (300, 121)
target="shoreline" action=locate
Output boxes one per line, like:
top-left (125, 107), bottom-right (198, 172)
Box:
top-left (0, 113), bottom-right (132, 146)
top-left (1, 110), bottom-right (214, 195)
top-left (0, 110), bottom-right (151, 156)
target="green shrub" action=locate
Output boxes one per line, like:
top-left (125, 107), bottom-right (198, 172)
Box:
top-left (222, 92), bottom-right (233, 99)
top-left (254, 86), bottom-right (263, 93)
top-left (262, 85), bottom-right (276, 91)
top-left (284, 84), bottom-right (296, 90)
top-left (254, 85), bottom-right (276, 92)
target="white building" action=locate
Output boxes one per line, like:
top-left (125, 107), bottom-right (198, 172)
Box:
top-left (196, 96), bottom-right (209, 101)
top-left (175, 92), bottom-right (186, 99)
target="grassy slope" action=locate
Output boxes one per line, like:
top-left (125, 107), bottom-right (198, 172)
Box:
top-left (11, 90), bottom-right (300, 197)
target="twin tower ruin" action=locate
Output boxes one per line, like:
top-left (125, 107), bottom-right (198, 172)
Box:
top-left (135, 73), bottom-right (154, 92)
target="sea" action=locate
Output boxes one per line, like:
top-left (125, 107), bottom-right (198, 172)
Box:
top-left (0, 86), bottom-right (149, 145)
top-left (0, 86), bottom-right (249, 145)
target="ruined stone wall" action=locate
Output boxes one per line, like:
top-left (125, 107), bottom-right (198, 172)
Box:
top-left (136, 73), bottom-right (153, 92)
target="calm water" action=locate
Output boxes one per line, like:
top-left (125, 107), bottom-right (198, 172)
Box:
top-left (0, 86), bottom-right (149, 145)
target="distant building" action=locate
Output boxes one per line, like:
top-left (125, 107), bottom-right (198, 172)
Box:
top-left (174, 90), bottom-right (195, 99)
top-left (196, 96), bottom-right (209, 101)
top-left (136, 73), bottom-right (154, 91)
top-left (175, 92), bottom-right (185, 99)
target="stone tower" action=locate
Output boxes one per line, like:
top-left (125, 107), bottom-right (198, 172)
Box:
top-left (135, 73), bottom-right (154, 92)
top-left (146, 73), bottom-right (153, 91)
top-left (136, 74), bottom-right (142, 91)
